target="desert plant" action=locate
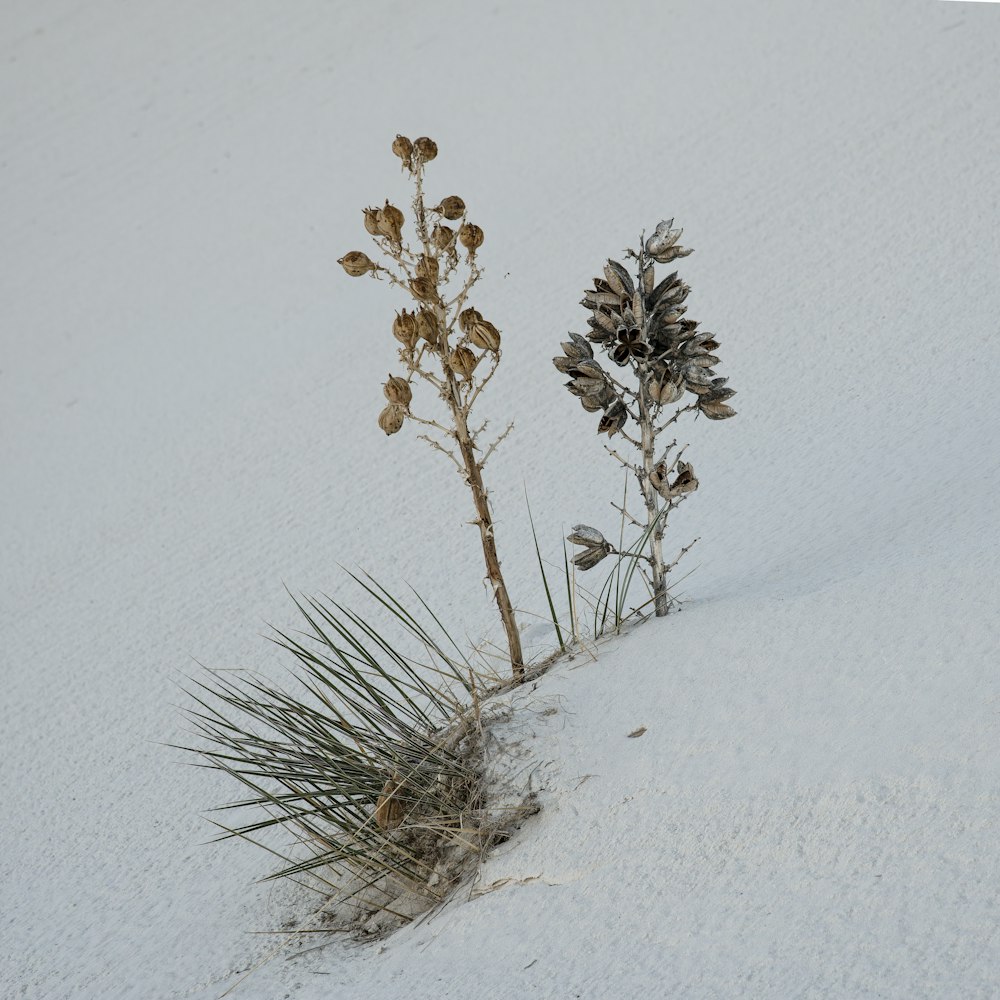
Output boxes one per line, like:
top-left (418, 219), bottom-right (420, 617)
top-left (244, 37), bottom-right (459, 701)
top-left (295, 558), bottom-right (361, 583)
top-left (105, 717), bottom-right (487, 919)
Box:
top-left (338, 135), bottom-right (524, 681)
top-left (555, 220), bottom-right (736, 617)
top-left (181, 577), bottom-right (523, 933)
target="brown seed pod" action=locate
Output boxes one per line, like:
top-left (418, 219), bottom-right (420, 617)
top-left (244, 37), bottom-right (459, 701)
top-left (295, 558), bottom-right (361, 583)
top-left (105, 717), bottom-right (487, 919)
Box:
top-left (363, 206), bottom-right (381, 236)
top-left (413, 136), bottom-right (438, 163)
top-left (391, 134), bottom-right (413, 167)
top-left (393, 309), bottom-right (419, 348)
top-left (459, 222), bottom-right (484, 253)
top-left (448, 345), bottom-right (479, 379)
top-left (374, 774), bottom-right (407, 831)
top-left (458, 307), bottom-right (483, 335)
top-left (469, 318), bottom-right (501, 353)
top-left (338, 251), bottom-right (375, 277)
top-left (409, 277), bottom-right (437, 302)
top-left (383, 375), bottom-right (412, 406)
top-left (415, 308), bottom-right (439, 345)
top-left (378, 403), bottom-right (406, 436)
top-left (376, 201), bottom-right (404, 243)
top-left (416, 254), bottom-right (439, 283)
top-left (699, 399), bottom-right (737, 420)
top-left (434, 196), bottom-right (466, 221)
top-left (432, 224), bottom-right (456, 251)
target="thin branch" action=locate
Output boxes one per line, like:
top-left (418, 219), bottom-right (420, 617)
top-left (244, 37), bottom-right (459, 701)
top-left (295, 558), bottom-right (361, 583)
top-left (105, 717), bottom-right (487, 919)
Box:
top-left (609, 500), bottom-right (644, 529)
top-left (478, 421), bottom-right (515, 469)
top-left (603, 444), bottom-right (640, 474)
top-left (656, 403), bottom-right (697, 435)
top-left (464, 350), bottom-right (501, 413)
top-left (663, 537), bottom-right (699, 575)
top-left (417, 434), bottom-right (464, 475)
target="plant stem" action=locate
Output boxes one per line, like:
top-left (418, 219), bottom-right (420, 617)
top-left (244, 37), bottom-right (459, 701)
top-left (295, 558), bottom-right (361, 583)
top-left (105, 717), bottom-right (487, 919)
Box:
top-left (636, 248), bottom-right (670, 617)
top-left (410, 161), bottom-right (524, 681)
top-left (448, 380), bottom-right (525, 681)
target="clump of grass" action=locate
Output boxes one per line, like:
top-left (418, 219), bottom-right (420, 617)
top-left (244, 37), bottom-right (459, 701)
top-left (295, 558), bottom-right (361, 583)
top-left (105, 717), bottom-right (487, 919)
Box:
top-left (182, 575), bottom-right (532, 935)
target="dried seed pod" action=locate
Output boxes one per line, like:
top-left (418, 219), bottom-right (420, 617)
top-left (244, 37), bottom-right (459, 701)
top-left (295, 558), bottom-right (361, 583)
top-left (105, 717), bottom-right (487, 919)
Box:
top-left (459, 307), bottom-right (483, 334)
top-left (392, 134), bottom-right (413, 167)
top-left (560, 333), bottom-right (594, 360)
top-left (413, 136), bottom-right (438, 163)
top-left (572, 359), bottom-right (605, 379)
top-left (409, 277), bottom-right (437, 302)
top-left (378, 403), bottom-right (406, 435)
top-left (448, 345), bottom-right (479, 379)
top-left (434, 196), bottom-right (466, 220)
top-left (553, 355), bottom-right (580, 375)
top-left (597, 400), bottom-right (627, 437)
top-left (416, 254), bottom-right (439, 283)
top-left (645, 218), bottom-right (693, 263)
top-left (415, 308), bottom-right (438, 345)
top-left (376, 201), bottom-right (404, 243)
top-left (649, 373), bottom-right (685, 405)
top-left (393, 309), bottom-right (419, 348)
top-left (567, 524), bottom-right (607, 547)
top-left (580, 394), bottom-right (606, 412)
top-left (374, 774), bottom-right (406, 831)
top-left (469, 318), bottom-right (500, 352)
top-left (699, 399), bottom-right (737, 420)
top-left (383, 375), bottom-right (412, 406)
top-left (459, 222), bottom-right (484, 252)
top-left (338, 251), bottom-right (376, 277)
top-left (432, 224), bottom-right (456, 251)
top-left (671, 461), bottom-right (699, 494)
top-left (363, 206), bottom-right (381, 236)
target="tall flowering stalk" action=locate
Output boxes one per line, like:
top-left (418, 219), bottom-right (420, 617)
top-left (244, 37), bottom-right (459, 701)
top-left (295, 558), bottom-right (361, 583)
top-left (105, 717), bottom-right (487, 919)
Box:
top-left (556, 221), bottom-right (737, 617)
top-left (339, 135), bottom-right (524, 681)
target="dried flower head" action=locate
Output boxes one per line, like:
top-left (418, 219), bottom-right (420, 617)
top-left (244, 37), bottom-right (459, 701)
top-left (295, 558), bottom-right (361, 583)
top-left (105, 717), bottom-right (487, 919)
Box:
top-left (377, 201), bottom-right (404, 244)
top-left (459, 222), bottom-right (484, 253)
top-left (338, 251), bottom-right (376, 277)
top-left (415, 308), bottom-right (438, 345)
top-left (468, 317), bottom-right (500, 353)
top-left (432, 224), bottom-right (456, 251)
top-left (378, 403), bottom-right (406, 435)
top-left (434, 196), bottom-right (466, 221)
top-left (448, 345), bottom-right (479, 380)
top-left (393, 309), bottom-right (419, 349)
top-left (383, 375), bottom-right (413, 406)
top-left (413, 136), bottom-right (438, 164)
top-left (392, 134), bottom-right (413, 168)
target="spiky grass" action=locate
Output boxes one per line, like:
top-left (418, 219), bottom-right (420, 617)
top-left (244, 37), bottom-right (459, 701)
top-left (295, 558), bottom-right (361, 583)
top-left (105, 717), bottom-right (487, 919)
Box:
top-left (181, 576), bottom-right (519, 933)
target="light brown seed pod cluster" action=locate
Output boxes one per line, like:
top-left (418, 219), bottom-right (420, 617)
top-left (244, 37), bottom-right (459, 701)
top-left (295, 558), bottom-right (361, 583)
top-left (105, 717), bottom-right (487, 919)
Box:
top-left (336, 135), bottom-right (524, 679)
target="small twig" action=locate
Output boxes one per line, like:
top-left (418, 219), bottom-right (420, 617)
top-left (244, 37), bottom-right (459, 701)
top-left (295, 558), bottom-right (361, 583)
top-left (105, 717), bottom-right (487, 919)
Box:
top-left (417, 433), bottom-right (464, 474)
top-left (656, 403), bottom-right (697, 434)
top-left (663, 537), bottom-right (699, 575)
top-left (478, 420), bottom-right (515, 469)
top-left (610, 500), bottom-right (644, 528)
top-left (604, 444), bottom-right (640, 474)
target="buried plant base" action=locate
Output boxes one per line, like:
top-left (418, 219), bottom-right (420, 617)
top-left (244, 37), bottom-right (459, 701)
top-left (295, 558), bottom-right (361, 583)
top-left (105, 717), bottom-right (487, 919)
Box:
top-left (181, 577), bottom-right (540, 937)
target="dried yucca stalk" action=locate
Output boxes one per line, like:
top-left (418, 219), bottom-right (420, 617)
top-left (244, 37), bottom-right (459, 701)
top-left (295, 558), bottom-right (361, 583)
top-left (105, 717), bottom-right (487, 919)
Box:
top-left (339, 135), bottom-right (524, 681)
top-left (556, 221), bottom-right (737, 617)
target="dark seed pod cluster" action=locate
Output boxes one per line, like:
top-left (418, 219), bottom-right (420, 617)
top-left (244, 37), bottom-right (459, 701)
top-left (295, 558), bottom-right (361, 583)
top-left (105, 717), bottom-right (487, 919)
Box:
top-left (554, 220), bottom-right (736, 434)
top-left (560, 220), bottom-right (737, 618)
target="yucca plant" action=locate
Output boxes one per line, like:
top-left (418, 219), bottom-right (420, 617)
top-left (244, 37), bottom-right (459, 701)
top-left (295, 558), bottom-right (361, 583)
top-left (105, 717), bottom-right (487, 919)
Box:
top-left (556, 221), bottom-right (736, 617)
top-left (338, 135), bottom-right (524, 682)
top-left (182, 577), bottom-right (518, 933)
